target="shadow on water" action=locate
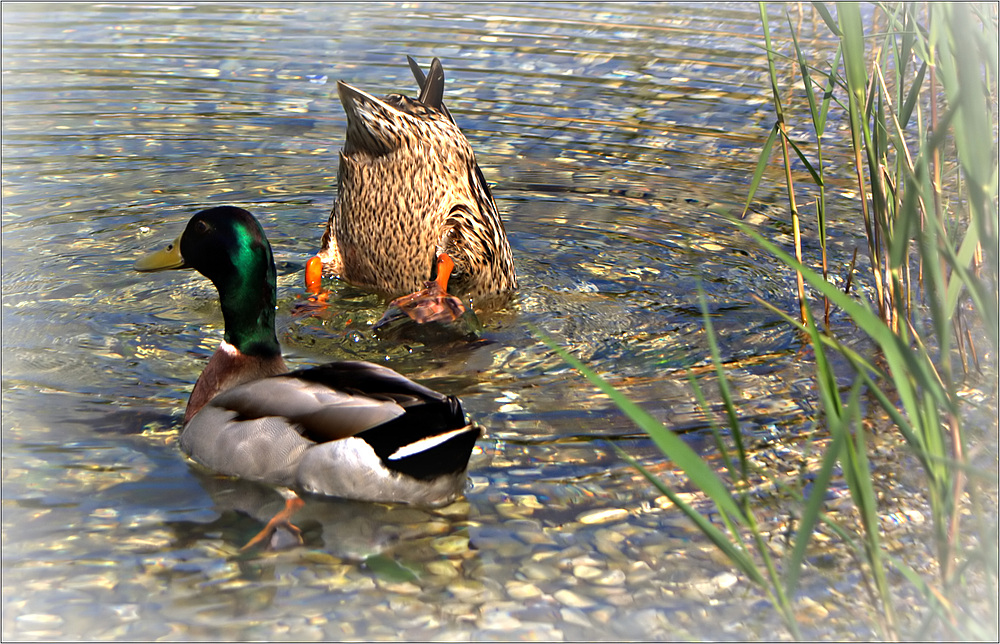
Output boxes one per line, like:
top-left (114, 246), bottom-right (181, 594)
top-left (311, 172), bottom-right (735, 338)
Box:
top-left (2, 2), bottom-right (910, 640)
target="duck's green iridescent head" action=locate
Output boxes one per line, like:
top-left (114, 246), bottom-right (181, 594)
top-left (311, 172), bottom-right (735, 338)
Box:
top-left (135, 206), bottom-right (280, 357)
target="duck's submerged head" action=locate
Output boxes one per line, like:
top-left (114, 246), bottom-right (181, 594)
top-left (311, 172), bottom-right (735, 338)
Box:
top-left (320, 57), bottom-right (516, 305)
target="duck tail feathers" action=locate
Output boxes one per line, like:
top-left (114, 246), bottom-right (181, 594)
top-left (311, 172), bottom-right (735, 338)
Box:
top-left (407, 55), bottom-right (427, 88)
top-left (388, 423), bottom-right (480, 474)
top-left (408, 55), bottom-right (455, 123)
top-left (417, 58), bottom-right (445, 111)
top-left (359, 395), bottom-right (481, 480)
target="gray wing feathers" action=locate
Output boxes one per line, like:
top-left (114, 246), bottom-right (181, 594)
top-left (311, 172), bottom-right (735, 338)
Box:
top-left (180, 406), bottom-right (311, 486)
top-left (209, 377), bottom-right (405, 440)
top-left (180, 377), bottom-right (406, 487)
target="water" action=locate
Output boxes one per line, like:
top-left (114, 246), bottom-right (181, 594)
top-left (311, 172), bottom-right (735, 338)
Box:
top-left (1, 2), bottom-right (924, 640)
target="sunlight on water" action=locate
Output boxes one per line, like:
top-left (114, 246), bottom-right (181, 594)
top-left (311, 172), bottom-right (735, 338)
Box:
top-left (2, 2), bottom-right (903, 640)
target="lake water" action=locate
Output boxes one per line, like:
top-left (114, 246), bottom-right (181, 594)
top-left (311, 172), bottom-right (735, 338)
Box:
top-left (2, 2), bottom-right (947, 640)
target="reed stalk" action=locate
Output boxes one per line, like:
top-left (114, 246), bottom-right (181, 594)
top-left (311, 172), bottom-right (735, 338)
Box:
top-left (541, 1), bottom-right (997, 638)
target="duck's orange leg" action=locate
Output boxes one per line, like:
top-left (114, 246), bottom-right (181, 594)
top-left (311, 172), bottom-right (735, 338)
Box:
top-left (433, 253), bottom-right (454, 293)
top-left (240, 494), bottom-right (306, 552)
top-left (305, 256), bottom-right (324, 295)
top-left (292, 255), bottom-right (330, 317)
top-left (388, 253), bottom-right (466, 324)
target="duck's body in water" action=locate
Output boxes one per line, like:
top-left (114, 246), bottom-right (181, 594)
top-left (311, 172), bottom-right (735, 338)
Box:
top-left (136, 206), bottom-right (481, 550)
top-left (308, 57), bottom-right (517, 323)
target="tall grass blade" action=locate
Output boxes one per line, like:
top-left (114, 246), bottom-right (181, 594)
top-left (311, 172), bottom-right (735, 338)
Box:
top-left (780, 130), bottom-right (825, 187)
top-left (838, 376), bottom-right (899, 638)
top-left (697, 288), bottom-right (748, 482)
top-left (810, 1), bottom-right (840, 36)
top-left (611, 444), bottom-right (764, 585)
top-left (743, 124), bottom-right (779, 218)
top-left (782, 416), bottom-right (845, 598)
top-left (530, 324), bottom-right (749, 525)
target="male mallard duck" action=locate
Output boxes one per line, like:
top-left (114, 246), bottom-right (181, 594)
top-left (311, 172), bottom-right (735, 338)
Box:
top-left (135, 206), bottom-right (481, 549)
top-left (306, 56), bottom-right (517, 323)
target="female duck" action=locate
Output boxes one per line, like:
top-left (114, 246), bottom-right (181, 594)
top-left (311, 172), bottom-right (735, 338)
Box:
top-left (135, 206), bottom-right (480, 547)
top-left (307, 57), bottom-right (517, 322)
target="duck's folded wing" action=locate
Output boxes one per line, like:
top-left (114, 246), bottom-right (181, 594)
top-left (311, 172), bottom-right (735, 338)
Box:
top-left (208, 375), bottom-right (406, 442)
top-left (283, 361), bottom-right (449, 406)
top-left (185, 361), bottom-right (482, 503)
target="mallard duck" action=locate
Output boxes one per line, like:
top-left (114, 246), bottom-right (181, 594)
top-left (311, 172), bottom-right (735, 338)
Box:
top-left (306, 56), bottom-right (517, 323)
top-left (135, 206), bottom-right (481, 549)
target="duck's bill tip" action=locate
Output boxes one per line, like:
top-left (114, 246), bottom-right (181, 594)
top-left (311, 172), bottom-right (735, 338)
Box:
top-left (134, 234), bottom-right (186, 272)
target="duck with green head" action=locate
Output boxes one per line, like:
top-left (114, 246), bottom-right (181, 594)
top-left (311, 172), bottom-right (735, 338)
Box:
top-left (306, 56), bottom-right (517, 324)
top-left (136, 206), bottom-right (481, 549)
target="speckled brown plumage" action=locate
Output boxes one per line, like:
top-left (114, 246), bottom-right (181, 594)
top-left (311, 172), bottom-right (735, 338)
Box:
top-left (316, 57), bottom-right (516, 311)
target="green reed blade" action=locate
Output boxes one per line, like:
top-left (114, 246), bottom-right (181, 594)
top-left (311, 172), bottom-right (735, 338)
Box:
top-left (782, 395), bottom-right (846, 598)
top-left (530, 324), bottom-right (749, 526)
top-left (837, 2), bottom-right (868, 106)
top-left (611, 444), bottom-right (765, 586)
top-left (839, 379), bottom-right (899, 634)
top-left (759, 3), bottom-right (784, 121)
top-left (922, 452), bottom-right (1000, 483)
top-left (968, 4), bottom-right (999, 79)
top-left (893, 4), bottom-right (914, 86)
top-left (697, 287), bottom-right (748, 481)
top-left (888, 150), bottom-right (922, 272)
top-left (941, 4), bottom-right (1000, 284)
top-left (749, 292), bottom-right (929, 467)
top-left (685, 368), bottom-right (738, 483)
top-left (886, 553), bottom-right (957, 637)
top-left (899, 60), bottom-right (926, 128)
top-left (743, 124), bottom-right (779, 218)
top-left (780, 129), bottom-right (824, 187)
top-left (946, 5), bottom-right (994, 190)
top-left (819, 391), bottom-right (898, 639)
top-left (787, 9), bottom-right (820, 131)
top-left (817, 45), bottom-right (843, 133)
top-left (845, 352), bottom-right (925, 466)
top-left (783, 431), bottom-right (843, 595)
top-left (810, 1), bottom-right (840, 36)
top-left (942, 243), bottom-right (1000, 351)
top-left (737, 220), bottom-right (947, 439)
top-left (913, 174), bottom-right (957, 366)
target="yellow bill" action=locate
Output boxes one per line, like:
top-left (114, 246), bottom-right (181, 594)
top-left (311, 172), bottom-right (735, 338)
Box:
top-left (134, 234), bottom-right (186, 272)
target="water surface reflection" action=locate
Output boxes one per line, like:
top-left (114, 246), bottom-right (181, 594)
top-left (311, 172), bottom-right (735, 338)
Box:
top-left (3, 2), bottom-right (897, 640)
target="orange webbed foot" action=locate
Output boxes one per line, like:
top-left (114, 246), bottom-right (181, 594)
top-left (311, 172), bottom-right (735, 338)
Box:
top-left (387, 253), bottom-right (466, 324)
top-left (240, 494), bottom-right (306, 552)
